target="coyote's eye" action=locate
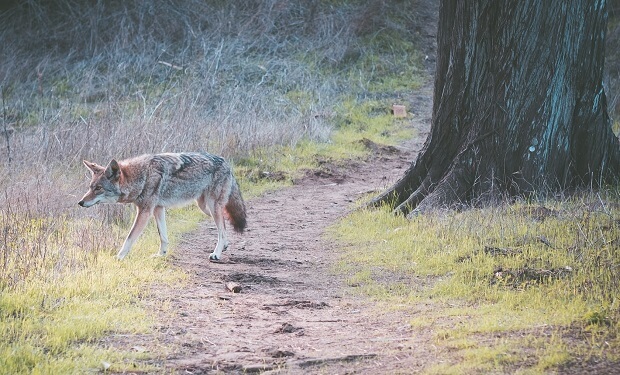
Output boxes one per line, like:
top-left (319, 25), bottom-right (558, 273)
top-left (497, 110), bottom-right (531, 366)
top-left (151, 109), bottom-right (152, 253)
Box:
top-left (94, 186), bottom-right (103, 193)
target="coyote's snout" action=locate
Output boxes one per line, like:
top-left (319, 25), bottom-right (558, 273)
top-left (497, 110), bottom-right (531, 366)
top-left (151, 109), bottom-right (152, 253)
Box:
top-left (78, 152), bottom-right (246, 261)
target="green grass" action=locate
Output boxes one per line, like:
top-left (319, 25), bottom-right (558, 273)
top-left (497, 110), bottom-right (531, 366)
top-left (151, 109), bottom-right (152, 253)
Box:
top-left (0, 207), bottom-right (201, 374)
top-left (330, 193), bottom-right (620, 373)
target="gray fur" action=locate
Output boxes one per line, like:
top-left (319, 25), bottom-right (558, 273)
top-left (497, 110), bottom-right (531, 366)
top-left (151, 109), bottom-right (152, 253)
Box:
top-left (79, 152), bottom-right (246, 260)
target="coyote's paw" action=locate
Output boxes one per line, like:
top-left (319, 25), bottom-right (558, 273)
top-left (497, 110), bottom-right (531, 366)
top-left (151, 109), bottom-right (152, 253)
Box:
top-left (209, 253), bottom-right (220, 261)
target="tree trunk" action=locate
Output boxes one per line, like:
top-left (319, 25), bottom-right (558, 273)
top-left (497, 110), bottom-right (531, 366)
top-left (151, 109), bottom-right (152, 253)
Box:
top-left (372, 0), bottom-right (620, 216)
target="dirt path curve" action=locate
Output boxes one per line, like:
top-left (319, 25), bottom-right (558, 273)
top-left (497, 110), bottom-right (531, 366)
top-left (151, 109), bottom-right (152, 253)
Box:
top-left (144, 86), bottom-right (434, 374)
top-left (149, 2), bottom-right (441, 369)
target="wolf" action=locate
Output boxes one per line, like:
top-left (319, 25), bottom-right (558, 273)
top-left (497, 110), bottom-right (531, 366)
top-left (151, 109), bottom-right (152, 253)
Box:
top-left (78, 152), bottom-right (246, 261)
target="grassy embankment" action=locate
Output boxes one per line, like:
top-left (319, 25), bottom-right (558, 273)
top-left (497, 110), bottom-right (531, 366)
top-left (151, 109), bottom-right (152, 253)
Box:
top-left (0, 1), bottom-right (423, 373)
top-left (332, 193), bottom-right (619, 373)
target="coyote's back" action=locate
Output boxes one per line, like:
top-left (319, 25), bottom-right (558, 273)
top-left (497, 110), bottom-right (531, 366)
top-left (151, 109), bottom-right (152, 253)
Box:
top-left (79, 151), bottom-right (246, 260)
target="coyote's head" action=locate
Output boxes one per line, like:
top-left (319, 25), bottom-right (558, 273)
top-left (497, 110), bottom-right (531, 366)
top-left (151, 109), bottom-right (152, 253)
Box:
top-left (78, 159), bottom-right (122, 207)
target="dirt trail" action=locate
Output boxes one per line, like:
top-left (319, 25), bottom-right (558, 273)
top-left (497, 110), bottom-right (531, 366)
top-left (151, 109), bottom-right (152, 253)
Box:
top-left (147, 101), bottom-right (432, 374)
top-left (145, 5), bottom-right (441, 371)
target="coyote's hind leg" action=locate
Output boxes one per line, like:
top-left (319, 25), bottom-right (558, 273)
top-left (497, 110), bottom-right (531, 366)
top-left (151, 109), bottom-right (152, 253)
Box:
top-left (197, 195), bottom-right (228, 261)
top-left (153, 206), bottom-right (169, 256)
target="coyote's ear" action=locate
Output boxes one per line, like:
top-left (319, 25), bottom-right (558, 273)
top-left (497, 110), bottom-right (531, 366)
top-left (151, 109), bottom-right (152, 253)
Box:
top-left (104, 159), bottom-right (121, 181)
top-left (83, 160), bottom-right (104, 175)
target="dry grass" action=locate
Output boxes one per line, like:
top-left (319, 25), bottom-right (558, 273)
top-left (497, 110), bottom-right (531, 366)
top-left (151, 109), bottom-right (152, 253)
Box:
top-left (0, 1), bottom-right (427, 372)
top-left (0, 0), bottom-right (424, 163)
top-left (0, 0), bottom-right (426, 274)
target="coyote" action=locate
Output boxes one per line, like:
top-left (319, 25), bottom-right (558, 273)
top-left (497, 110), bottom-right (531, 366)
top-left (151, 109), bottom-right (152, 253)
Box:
top-left (78, 152), bottom-right (246, 261)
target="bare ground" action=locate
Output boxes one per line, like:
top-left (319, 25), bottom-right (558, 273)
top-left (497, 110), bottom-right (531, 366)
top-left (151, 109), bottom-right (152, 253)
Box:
top-left (100, 87), bottom-right (438, 375)
top-left (103, 3), bottom-right (442, 372)
top-left (152, 96), bottom-right (434, 374)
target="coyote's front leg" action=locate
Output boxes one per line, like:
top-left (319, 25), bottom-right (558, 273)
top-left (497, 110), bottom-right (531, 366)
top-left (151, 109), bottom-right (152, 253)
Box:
top-left (117, 205), bottom-right (152, 260)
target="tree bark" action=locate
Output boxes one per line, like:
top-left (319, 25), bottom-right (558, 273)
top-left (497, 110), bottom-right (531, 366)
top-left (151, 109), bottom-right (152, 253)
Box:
top-left (372, 0), bottom-right (620, 216)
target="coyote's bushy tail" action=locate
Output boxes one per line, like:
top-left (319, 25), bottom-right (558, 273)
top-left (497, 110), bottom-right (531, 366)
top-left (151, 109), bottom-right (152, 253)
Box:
top-left (226, 179), bottom-right (247, 233)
